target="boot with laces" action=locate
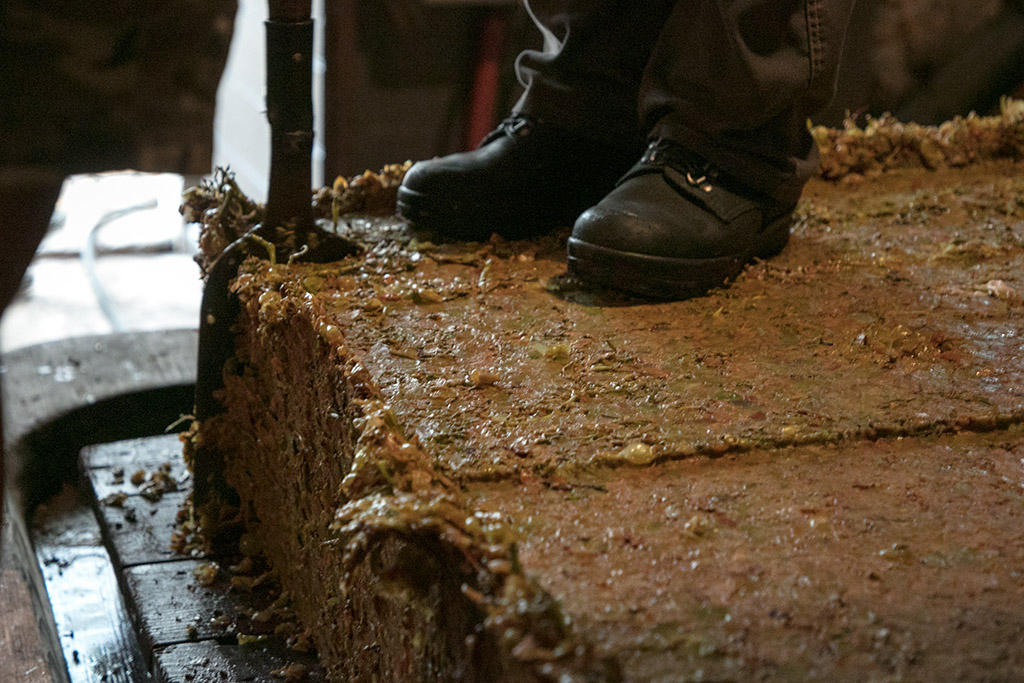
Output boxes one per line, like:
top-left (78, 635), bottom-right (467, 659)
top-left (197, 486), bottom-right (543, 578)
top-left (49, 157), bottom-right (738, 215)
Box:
top-left (568, 139), bottom-right (796, 299)
top-left (397, 115), bottom-right (636, 240)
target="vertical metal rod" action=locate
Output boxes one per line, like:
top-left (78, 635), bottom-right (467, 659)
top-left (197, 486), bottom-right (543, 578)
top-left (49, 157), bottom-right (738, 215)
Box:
top-left (264, 0), bottom-right (314, 231)
top-left (192, 0), bottom-right (315, 513)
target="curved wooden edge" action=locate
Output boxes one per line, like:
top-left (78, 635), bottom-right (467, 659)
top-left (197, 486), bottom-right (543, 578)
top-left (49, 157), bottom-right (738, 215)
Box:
top-left (1, 330), bottom-right (198, 682)
top-left (2, 329), bottom-right (197, 450)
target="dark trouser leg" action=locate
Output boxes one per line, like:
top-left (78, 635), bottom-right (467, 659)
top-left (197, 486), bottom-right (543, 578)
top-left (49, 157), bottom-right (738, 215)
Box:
top-left (639, 0), bottom-right (856, 205)
top-left (568, 0), bottom-right (856, 297)
top-left (0, 171), bottom-right (63, 313)
top-left (398, 1), bottom-right (670, 238)
top-left (514, 0), bottom-right (676, 152)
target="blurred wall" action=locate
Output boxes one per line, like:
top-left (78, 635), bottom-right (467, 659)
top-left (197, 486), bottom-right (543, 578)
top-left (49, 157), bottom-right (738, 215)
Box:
top-left (323, 1), bottom-right (527, 179)
top-left (822, 0), bottom-right (1024, 124)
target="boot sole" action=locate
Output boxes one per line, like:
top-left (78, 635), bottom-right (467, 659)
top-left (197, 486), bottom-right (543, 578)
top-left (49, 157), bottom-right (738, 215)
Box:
top-left (397, 186), bottom-right (491, 240)
top-left (566, 214), bottom-right (792, 300)
top-left (397, 186), bottom-right (576, 241)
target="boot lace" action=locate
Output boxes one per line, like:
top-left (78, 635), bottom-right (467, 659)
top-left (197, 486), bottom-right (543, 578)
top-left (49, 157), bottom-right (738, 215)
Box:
top-left (644, 140), bottom-right (716, 193)
top-left (481, 115), bottom-right (537, 146)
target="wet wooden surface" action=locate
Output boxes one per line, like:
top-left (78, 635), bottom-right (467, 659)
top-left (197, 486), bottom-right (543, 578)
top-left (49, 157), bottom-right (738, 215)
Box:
top-left (82, 436), bottom-right (323, 682)
top-left (84, 435), bottom-right (195, 568)
top-left (2, 331), bottom-right (198, 458)
top-left (123, 560), bottom-right (249, 650)
top-left (155, 640), bottom-right (318, 683)
top-left (4, 330), bottom-right (198, 683)
top-left (84, 434), bottom-right (190, 484)
top-left (94, 491), bottom-right (189, 568)
top-left (31, 491), bottom-right (147, 683)
top-left (2, 321), bottom-right (320, 681)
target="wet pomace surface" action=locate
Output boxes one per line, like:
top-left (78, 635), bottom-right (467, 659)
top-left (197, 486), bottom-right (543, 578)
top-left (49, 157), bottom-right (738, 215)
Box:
top-left (221, 161), bottom-right (1024, 680)
top-left (474, 429), bottom-right (1024, 680)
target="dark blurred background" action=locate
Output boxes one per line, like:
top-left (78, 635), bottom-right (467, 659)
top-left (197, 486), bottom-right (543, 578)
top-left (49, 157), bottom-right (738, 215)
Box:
top-left (321, 0), bottom-right (1024, 180)
top-left (5, 0), bottom-right (1021, 202)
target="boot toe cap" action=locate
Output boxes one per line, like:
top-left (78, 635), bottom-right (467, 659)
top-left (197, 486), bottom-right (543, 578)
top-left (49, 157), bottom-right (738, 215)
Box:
top-left (572, 174), bottom-right (759, 260)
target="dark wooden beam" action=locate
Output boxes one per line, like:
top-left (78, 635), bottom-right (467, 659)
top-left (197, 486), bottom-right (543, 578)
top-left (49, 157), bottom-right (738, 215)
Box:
top-left (268, 0), bottom-right (311, 22)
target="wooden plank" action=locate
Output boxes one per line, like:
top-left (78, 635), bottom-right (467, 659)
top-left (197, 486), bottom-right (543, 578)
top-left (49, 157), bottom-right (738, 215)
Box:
top-left (21, 474), bottom-right (163, 681)
top-left (82, 433), bottom-right (187, 471)
top-left (84, 437), bottom-right (191, 503)
top-left (94, 490), bottom-right (192, 568)
top-left (88, 464), bottom-right (190, 507)
top-left (34, 545), bottom-right (147, 683)
top-left (83, 434), bottom-right (190, 503)
top-left (154, 640), bottom-right (323, 683)
top-left (2, 332), bottom-right (196, 682)
top-left (122, 560), bottom-right (278, 653)
top-left (82, 436), bottom-right (324, 682)
top-left (84, 436), bottom-right (203, 571)
top-left (2, 331), bottom-right (197, 462)
top-left (1, 500), bottom-right (66, 683)
top-left (3, 330), bottom-right (197, 516)
top-left (32, 485), bottom-right (146, 683)
top-left (0, 569), bottom-right (58, 683)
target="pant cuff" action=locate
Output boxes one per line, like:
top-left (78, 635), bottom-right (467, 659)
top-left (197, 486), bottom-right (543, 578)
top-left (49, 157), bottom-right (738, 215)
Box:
top-left (513, 79), bottom-right (645, 156)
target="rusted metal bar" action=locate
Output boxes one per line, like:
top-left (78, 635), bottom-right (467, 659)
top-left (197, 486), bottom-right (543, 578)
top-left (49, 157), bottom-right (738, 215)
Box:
top-left (193, 1), bottom-right (315, 514)
top-left (264, 0), bottom-right (314, 231)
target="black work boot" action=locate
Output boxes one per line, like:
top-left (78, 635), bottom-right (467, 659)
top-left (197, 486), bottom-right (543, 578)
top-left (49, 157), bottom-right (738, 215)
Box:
top-left (397, 115), bottom-right (636, 240)
top-left (567, 139), bottom-right (796, 299)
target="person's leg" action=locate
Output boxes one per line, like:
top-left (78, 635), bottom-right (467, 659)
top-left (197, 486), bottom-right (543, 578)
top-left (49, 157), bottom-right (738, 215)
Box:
top-left (640, 0), bottom-right (855, 205)
top-left (513, 0), bottom-right (676, 151)
top-left (569, 0), bottom-right (855, 298)
top-left (397, 1), bottom-right (673, 240)
top-left (0, 171), bottom-right (63, 313)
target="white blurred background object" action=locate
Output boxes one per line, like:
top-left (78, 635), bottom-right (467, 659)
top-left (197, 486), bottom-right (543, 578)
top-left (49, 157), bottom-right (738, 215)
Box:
top-left (0, 172), bottom-right (202, 352)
